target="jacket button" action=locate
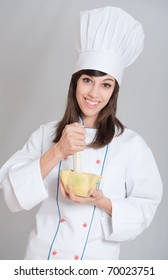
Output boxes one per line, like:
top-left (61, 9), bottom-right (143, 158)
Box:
top-left (83, 223), bottom-right (87, 228)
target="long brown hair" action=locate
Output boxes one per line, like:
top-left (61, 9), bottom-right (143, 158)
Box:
top-left (53, 69), bottom-right (125, 148)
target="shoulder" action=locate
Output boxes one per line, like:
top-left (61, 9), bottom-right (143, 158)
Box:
top-left (29, 120), bottom-right (58, 153)
top-left (27, 120), bottom-right (58, 146)
top-left (114, 127), bottom-right (150, 155)
top-left (38, 120), bottom-right (58, 141)
top-left (41, 120), bottom-right (58, 134)
top-left (109, 128), bottom-right (158, 170)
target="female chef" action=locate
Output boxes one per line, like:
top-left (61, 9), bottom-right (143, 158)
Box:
top-left (0, 7), bottom-right (163, 260)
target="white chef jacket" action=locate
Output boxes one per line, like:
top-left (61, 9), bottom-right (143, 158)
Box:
top-left (0, 121), bottom-right (163, 260)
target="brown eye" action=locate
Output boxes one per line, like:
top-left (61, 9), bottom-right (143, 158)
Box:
top-left (103, 83), bottom-right (111, 88)
top-left (83, 78), bottom-right (91, 83)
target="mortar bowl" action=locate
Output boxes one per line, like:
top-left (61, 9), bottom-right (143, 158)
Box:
top-left (60, 170), bottom-right (102, 197)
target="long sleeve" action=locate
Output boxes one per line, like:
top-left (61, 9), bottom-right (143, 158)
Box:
top-left (101, 139), bottom-right (163, 242)
top-left (0, 125), bottom-right (49, 212)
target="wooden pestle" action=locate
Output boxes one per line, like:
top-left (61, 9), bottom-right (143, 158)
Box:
top-left (73, 117), bottom-right (83, 173)
top-left (73, 152), bottom-right (81, 173)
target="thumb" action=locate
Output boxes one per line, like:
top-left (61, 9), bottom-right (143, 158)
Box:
top-left (89, 188), bottom-right (97, 197)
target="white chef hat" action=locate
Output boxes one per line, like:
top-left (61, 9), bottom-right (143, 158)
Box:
top-left (74, 6), bottom-right (145, 85)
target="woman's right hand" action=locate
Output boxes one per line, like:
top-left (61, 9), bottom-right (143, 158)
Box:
top-left (40, 123), bottom-right (85, 179)
top-left (56, 122), bottom-right (86, 158)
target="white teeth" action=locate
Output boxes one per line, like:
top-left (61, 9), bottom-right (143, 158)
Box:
top-left (85, 99), bottom-right (98, 105)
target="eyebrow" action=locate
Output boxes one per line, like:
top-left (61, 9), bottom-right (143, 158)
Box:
top-left (102, 78), bottom-right (115, 83)
top-left (83, 74), bottom-right (115, 83)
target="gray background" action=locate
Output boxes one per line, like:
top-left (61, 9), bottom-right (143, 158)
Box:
top-left (0, 0), bottom-right (167, 259)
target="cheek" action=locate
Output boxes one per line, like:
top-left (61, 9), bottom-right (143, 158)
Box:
top-left (105, 88), bottom-right (115, 102)
top-left (76, 87), bottom-right (81, 102)
top-left (76, 83), bottom-right (80, 97)
top-left (102, 93), bottom-right (112, 104)
top-left (76, 86), bottom-right (84, 106)
top-left (76, 82), bottom-right (83, 96)
top-left (76, 83), bottom-right (88, 101)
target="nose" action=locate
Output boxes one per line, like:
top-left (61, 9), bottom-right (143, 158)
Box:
top-left (88, 84), bottom-right (99, 99)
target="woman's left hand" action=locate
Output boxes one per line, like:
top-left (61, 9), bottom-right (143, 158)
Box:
top-left (60, 181), bottom-right (112, 216)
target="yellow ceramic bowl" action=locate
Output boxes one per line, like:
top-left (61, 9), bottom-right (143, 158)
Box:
top-left (60, 170), bottom-right (102, 197)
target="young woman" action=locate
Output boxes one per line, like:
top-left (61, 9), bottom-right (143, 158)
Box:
top-left (0, 7), bottom-right (162, 260)
top-left (41, 69), bottom-right (119, 217)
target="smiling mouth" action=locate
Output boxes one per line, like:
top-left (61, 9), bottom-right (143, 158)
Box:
top-left (84, 98), bottom-right (100, 106)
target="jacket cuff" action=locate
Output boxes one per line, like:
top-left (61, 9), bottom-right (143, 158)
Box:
top-left (9, 158), bottom-right (48, 210)
top-left (101, 198), bottom-right (148, 242)
top-left (2, 176), bottom-right (23, 212)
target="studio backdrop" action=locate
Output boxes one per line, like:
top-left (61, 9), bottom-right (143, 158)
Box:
top-left (0, 0), bottom-right (167, 259)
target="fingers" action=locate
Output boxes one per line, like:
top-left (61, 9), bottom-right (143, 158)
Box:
top-left (60, 183), bottom-right (80, 202)
top-left (60, 179), bottom-right (104, 206)
top-left (63, 122), bottom-right (85, 136)
top-left (67, 185), bottom-right (78, 201)
top-left (59, 122), bottom-right (86, 156)
top-left (89, 188), bottom-right (103, 199)
top-left (64, 124), bottom-right (85, 147)
top-left (67, 186), bottom-right (89, 204)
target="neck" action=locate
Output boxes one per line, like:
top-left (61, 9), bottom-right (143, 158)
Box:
top-left (81, 115), bottom-right (97, 128)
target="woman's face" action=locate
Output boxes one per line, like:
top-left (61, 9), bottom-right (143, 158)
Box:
top-left (76, 74), bottom-right (115, 127)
